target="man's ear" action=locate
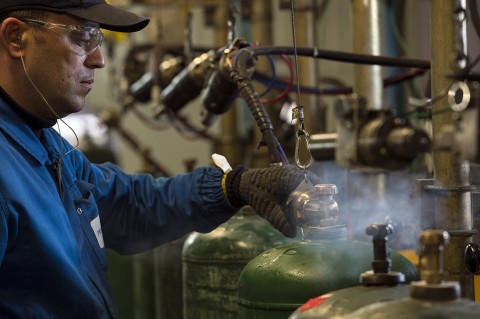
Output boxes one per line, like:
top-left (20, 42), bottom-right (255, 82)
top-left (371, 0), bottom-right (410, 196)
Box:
top-left (0, 18), bottom-right (25, 58)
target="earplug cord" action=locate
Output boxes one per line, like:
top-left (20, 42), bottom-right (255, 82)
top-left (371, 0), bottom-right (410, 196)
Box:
top-left (19, 43), bottom-right (79, 200)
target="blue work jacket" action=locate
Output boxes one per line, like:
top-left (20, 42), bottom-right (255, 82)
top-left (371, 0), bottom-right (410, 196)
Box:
top-left (0, 96), bottom-right (238, 318)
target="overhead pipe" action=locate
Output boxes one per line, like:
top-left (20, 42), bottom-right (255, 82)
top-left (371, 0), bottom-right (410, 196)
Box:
top-left (351, 0), bottom-right (383, 110)
top-left (345, 0), bottom-right (388, 244)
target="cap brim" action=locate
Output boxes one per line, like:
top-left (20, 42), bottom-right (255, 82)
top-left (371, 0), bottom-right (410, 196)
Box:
top-left (66, 3), bottom-right (149, 32)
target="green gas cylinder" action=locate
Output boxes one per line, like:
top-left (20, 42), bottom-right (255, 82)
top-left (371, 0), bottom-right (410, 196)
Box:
top-left (237, 184), bottom-right (419, 319)
top-left (345, 230), bottom-right (480, 319)
top-left (182, 206), bottom-right (291, 319)
top-left (288, 223), bottom-right (413, 319)
top-left (154, 236), bottom-right (186, 319)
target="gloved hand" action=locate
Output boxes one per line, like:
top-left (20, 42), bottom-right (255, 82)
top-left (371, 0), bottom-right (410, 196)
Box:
top-left (224, 165), bottom-right (320, 237)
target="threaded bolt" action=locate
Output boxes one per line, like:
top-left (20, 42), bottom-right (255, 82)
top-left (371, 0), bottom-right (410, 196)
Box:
top-left (366, 223), bottom-right (393, 274)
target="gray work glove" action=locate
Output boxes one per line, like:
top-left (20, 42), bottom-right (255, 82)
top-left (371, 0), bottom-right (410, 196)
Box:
top-left (224, 165), bottom-right (320, 237)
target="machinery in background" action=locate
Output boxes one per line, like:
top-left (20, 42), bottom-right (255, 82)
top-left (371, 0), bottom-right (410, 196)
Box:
top-left (436, 79), bottom-right (480, 164)
top-left (412, 0), bottom-right (478, 300)
top-left (153, 36), bottom-right (253, 127)
top-left (153, 49), bottom-right (216, 116)
top-left (334, 94), bottom-right (430, 170)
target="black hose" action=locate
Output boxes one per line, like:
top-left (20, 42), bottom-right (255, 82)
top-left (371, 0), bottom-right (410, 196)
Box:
top-left (244, 46), bottom-right (430, 69)
top-left (231, 50), bottom-right (284, 164)
top-left (252, 68), bottom-right (427, 95)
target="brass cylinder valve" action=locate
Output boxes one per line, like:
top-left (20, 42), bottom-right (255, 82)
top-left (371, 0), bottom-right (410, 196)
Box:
top-left (410, 230), bottom-right (460, 301)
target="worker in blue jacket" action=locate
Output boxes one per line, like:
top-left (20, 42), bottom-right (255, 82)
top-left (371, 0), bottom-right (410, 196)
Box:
top-left (0, 1), bottom-right (318, 318)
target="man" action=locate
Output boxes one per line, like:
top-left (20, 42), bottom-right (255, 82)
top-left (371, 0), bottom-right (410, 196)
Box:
top-left (0, 1), bottom-right (317, 318)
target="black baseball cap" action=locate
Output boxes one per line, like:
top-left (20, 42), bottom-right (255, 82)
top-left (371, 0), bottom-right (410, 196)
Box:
top-left (0, 0), bottom-right (150, 32)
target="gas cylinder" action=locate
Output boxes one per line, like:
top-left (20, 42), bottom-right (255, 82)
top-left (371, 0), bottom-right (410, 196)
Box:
top-left (288, 223), bottom-right (412, 319)
top-left (153, 235), bottom-right (187, 319)
top-left (344, 230), bottom-right (480, 319)
top-left (237, 183), bottom-right (418, 319)
top-left (182, 206), bottom-right (291, 319)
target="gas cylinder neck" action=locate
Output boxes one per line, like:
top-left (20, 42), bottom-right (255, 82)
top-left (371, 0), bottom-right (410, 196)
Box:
top-left (301, 225), bottom-right (347, 241)
top-left (286, 183), bottom-right (345, 241)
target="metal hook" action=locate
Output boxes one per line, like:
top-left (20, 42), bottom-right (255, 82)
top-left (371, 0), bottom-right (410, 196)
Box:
top-left (295, 128), bottom-right (313, 171)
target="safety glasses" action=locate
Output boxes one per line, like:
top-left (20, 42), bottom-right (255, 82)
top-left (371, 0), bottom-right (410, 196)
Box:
top-left (20, 18), bottom-right (104, 54)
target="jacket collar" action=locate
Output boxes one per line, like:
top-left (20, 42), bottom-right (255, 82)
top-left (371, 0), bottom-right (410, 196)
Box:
top-left (0, 94), bottom-right (59, 165)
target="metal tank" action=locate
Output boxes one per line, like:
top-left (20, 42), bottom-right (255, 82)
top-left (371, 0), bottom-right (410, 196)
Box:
top-left (181, 206), bottom-right (292, 319)
top-left (288, 223), bottom-right (412, 319)
top-left (237, 184), bottom-right (418, 319)
top-left (153, 236), bottom-right (186, 319)
top-left (344, 230), bottom-right (480, 319)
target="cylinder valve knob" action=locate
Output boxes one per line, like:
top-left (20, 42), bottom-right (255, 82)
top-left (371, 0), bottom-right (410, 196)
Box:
top-left (410, 230), bottom-right (460, 301)
top-left (360, 223), bottom-right (405, 285)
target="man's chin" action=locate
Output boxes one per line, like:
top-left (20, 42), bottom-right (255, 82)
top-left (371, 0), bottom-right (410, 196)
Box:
top-left (66, 101), bottom-right (86, 117)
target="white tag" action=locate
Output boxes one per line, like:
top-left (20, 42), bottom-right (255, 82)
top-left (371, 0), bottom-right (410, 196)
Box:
top-left (90, 215), bottom-right (105, 248)
top-left (212, 153), bottom-right (232, 173)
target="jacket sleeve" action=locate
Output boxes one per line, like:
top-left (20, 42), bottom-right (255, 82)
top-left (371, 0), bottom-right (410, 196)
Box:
top-left (71, 150), bottom-right (239, 255)
top-left (0, 192), bottom-right (10, 266)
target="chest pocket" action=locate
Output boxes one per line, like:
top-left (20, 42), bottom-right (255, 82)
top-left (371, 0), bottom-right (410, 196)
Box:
top-left (71, 180), bottom-right (108, 271)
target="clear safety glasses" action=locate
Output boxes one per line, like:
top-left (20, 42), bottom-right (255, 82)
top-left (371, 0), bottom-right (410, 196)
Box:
top-left (20, 18), bottom-right (104, 54)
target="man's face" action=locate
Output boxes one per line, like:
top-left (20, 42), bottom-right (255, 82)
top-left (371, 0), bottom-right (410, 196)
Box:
top-left (21, 13), bottom-right (106, 120)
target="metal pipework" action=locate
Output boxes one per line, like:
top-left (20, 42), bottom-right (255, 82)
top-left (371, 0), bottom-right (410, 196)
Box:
top-left (436, 81), bottom-right (480, 163)
top-left (129, 56), bottom-right (186, 103)
top-left (156, 50), bottom-right (216, 115)
top-left (100, 107), bottom-right (173, 177)
top-left (357, 115), bottom-right (431, 169)
top-left (351, 0), bottom-right (382, 110)
top-left (309, 133), bottom-right (337, 161)
top-left (335, 95), bottom-right (430, 169)
top-left (201, 37), bottom-right (252, 126)
top-left (430, 0), bottom-right (473, 298)
top-left (346, 0), bottom-right (386, 252)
